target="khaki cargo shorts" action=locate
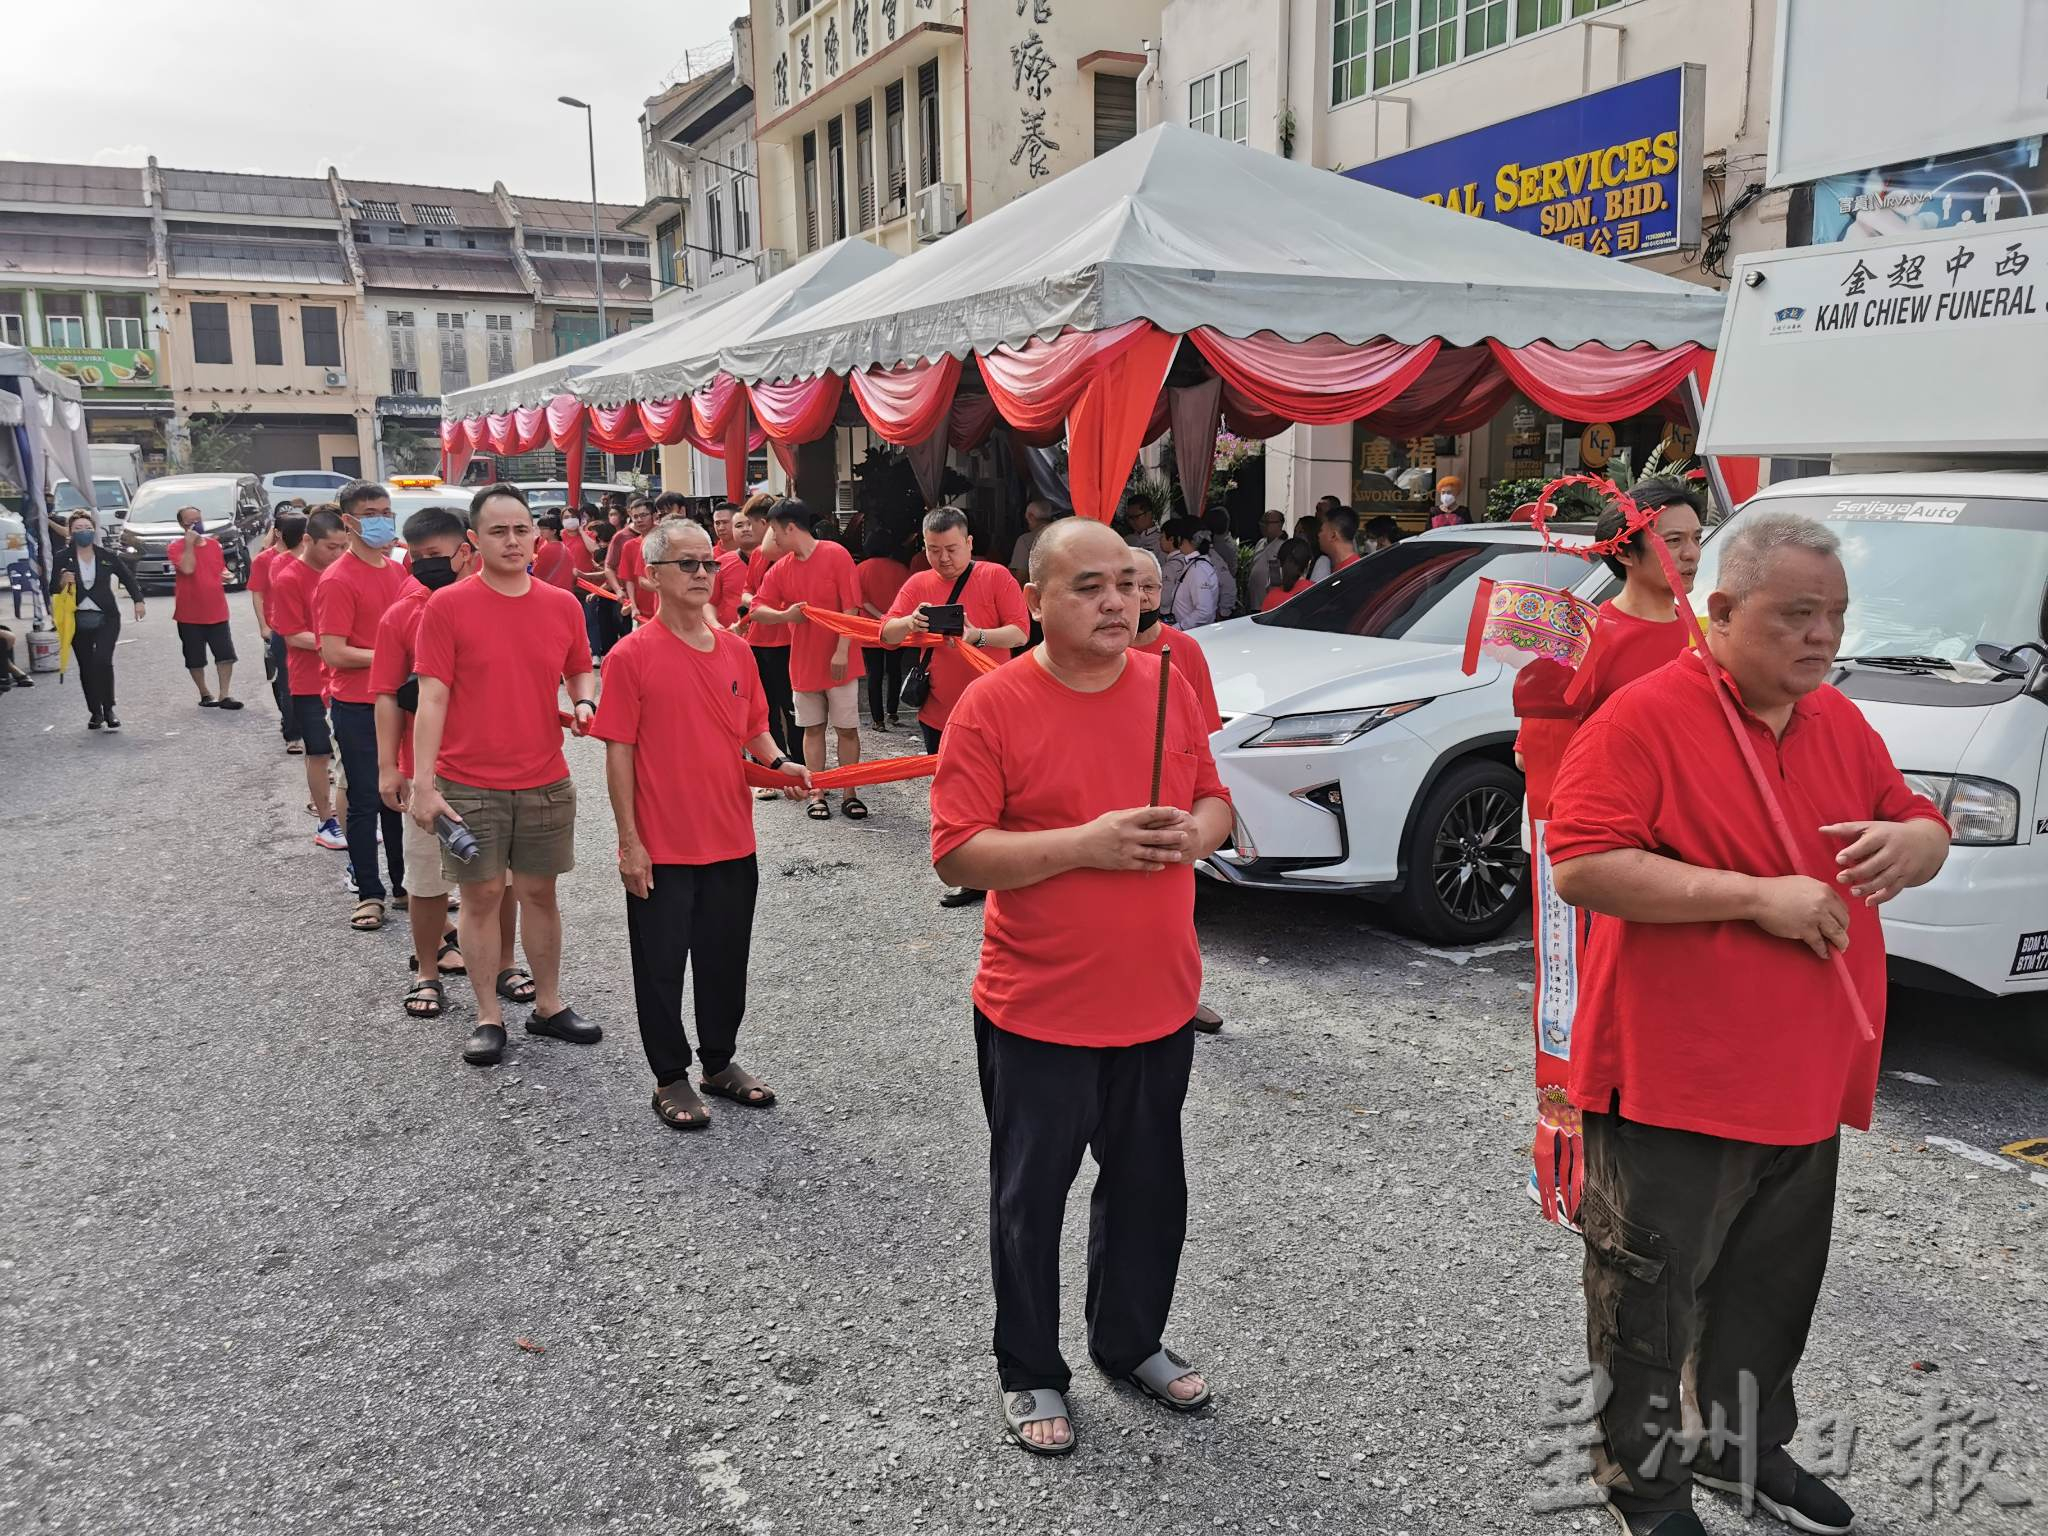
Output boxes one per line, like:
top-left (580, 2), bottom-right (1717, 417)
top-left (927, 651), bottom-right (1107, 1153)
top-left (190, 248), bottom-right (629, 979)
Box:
top-left (436, 775), bottom-right (577, 885)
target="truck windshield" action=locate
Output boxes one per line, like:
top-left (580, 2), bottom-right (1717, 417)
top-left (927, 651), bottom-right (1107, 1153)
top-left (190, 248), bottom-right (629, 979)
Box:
top-left (127, 481), bottom-right (240, 524)
top-left (1694, 495), bottom-right (2048, 664)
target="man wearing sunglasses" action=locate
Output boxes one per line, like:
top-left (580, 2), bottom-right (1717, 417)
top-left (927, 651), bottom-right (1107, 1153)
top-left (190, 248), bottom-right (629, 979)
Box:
top-left (593, 518), bottom-right (812, 1130)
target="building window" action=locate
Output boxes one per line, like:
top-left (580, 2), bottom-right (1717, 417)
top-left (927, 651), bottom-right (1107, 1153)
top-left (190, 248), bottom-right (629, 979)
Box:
top-left (553, 313), bottom-right (600, 356)
top-left (191, 300), bottom-right (232, 365)
top-left (415, 204), bottom-right (457, 226)
top-left (1094, 73), bottom-right (1138, 157)
top-left (884, 82), bottom-right (908, 217)
top-left (917, 60), bottom-right (942, 190)
top-left (391, 368), bottom-right (420, 393)
top-left (0, 293), bottom-right (23, 348)
top-left (302, 305), bottom-right (341, 368)
top-left (801, 131), bottom-right (820, 253)
top-left (656, 214), bottom-right (683, 288)
top-left (827, 116), bottom-right (848, 241)
top-left (387, 310), bottom-right (418, 377)
top-left (101, 294), bottom-right (146, 350)
top-left (485, 314), bottom-right (516, 379)
top-left (732, 166), bottom-right (751, 250)
top-left (437, 312), bottom-right (468, 389)
top-left (251, 303), bottom-right (284, 366)
top-left (358, 199), bottom-right (402, 223)
top-left (854, 101), bottom-right (876, 231)
top-left (1336, 0), bottom-right (1626, 104)
top-left (707, 184), bottom-right (725, 261)
top-left (1188, 61), bottom-right (1249, 145)
top-left (41, 293), bottom-right (85, 348)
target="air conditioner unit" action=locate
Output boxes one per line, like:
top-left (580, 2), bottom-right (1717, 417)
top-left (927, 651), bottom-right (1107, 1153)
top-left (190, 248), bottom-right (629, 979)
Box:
top-left (914, 183), bottom-right (962, 243)
top-left (756, 248), bottom-right (792, 280)
top-left (323, 369), bottom-right (349, 388)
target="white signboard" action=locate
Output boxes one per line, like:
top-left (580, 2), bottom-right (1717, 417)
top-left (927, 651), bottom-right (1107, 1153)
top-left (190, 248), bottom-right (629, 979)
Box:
top-left (1769, 0), bottom-right (2048, 188)
top-left (1700, 212), bottom-right (2048, 459)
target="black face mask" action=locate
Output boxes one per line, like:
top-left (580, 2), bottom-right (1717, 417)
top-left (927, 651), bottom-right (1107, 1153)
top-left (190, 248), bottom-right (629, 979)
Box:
top-left (1134, 607), bottom-right (1160, 632)
top-left (411, 555), bottom-right (461, 591)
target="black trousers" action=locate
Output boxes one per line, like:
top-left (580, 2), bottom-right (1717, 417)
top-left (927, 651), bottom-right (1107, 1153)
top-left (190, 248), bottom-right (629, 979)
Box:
top-left (1580, 1111), bottom-right (1839, 1515)
top-left (329, 700), bottom-right (406, 902)
top-left (73, 611), bottom-right (120, 717)
top-left (267, 631), bottom-right (297, 740)
top-left (920, 722), bottom-right (943, 755)
top-left (625, 856), bottom-right (758, 1084)
top-left (863, 646), bottom-right (905, 724)
top-left (974, 1009), bottom-right (1195, 1392)
top-left (752, 646), bottom-right (798, 755)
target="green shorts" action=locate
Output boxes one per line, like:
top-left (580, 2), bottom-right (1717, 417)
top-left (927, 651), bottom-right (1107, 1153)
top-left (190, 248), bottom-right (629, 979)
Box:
top-left (436, 775), bottom-right (577, 885)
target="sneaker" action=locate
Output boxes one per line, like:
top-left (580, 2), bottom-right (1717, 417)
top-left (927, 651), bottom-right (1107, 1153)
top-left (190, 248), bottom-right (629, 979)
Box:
top-left (1605, 1508), bottom-right (1708, 1536)
top-left (313, 817), bottom-right (347, 850)
top-left (1698, 1447), bottom-right (1853, 1535)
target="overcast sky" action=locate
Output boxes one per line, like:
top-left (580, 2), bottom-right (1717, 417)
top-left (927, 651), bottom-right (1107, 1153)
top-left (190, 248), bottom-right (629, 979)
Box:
top-left (6, 0), bottom-right (740, 203)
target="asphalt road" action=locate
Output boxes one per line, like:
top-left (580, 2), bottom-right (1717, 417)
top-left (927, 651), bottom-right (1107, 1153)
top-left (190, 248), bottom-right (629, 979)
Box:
top-left (2, 594), bottom-right (2042, 1535)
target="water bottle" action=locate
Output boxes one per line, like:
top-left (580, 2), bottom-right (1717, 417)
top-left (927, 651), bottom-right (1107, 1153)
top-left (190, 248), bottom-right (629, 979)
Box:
top-left (435, 813), bottom-right (480, 864)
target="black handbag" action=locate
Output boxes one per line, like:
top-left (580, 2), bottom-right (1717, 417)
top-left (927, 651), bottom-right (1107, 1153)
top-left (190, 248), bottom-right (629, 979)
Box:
top-left (897, 565), bottom-right (974, 712)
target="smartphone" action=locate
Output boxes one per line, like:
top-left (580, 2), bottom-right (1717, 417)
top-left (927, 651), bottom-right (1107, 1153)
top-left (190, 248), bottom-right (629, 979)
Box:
top-left (925, 602), bottom-right (966, 636)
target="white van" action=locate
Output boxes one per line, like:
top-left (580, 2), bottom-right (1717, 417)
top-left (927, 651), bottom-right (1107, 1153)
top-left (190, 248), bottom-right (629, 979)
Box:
top-left (1702, 215), bottom-right (2048, 999)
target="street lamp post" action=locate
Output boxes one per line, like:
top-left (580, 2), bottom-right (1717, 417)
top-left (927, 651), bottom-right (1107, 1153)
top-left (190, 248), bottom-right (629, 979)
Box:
top-left (557, 95), bottom-right (606, 342)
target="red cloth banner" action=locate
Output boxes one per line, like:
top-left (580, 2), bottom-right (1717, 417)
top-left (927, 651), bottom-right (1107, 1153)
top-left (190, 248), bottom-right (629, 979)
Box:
top-left (544, 395), bottom-right (587, 507)
top-left (440, 419), bottom-right (473, 484)
top-left (1486, 339), bottom-right (1706, 424)
top-left (796, 605), bottom-right (1001, 673)
top-left (1189, 330), bottom-right (1442, 426)
top-left (637, 397), bottom-right (690, 445)
top-left (462, 416), bottom-right (491, 452)
top-left (1358, 345), bottom-right (1515, 438)
top-left (977, 319), bottom-right (1158, 434)
top-left (692, 373), bottom-right (747, 441)
top-left (949, 394), bottom-right (1002, 453)
top-left (723, 397), bottom-right (750, 503)
top-left (510, 405), bottom-right (550, 453)
top-left (848, 355), bottom-right (962, 446)
top-left (1066, 326), bottom-right (1181, 524)
top-left (748, 374), bottom-right (844, 444)
top-left (588, 402), bottom-right (653, 454)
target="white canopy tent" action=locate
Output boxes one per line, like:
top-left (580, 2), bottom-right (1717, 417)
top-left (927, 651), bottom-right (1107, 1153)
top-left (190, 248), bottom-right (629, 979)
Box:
top-left (442, 307), bottom-right (694, 421)
top-left (719, 123), bottom-right (1725, 383)
top-left (1, 343), bottom-right (90, 609)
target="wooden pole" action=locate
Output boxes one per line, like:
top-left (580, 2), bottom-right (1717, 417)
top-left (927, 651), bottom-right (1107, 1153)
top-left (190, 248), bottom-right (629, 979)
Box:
top-left (1148, 644), bottom-right (1174, 805)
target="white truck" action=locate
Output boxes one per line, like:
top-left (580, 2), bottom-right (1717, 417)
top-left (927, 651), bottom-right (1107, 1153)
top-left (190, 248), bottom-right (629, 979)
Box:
top-left (89, 443), bottom-right (141, 495)
top-left (1700, 213), bottom-right (2048, 1002)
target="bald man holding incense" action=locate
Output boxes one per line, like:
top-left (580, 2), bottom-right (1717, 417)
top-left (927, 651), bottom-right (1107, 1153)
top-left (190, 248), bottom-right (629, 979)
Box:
top-left (929, 518), bottom-right (1233, 1458)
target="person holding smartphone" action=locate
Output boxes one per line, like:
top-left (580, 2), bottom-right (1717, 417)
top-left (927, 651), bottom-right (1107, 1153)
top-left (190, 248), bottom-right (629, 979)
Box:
top-left (170, 504), bottom-right (240, 709)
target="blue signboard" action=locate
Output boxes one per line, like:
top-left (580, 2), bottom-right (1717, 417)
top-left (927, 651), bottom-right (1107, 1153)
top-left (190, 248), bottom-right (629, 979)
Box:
top-left (1343, 66), bottom-right (1702, 260)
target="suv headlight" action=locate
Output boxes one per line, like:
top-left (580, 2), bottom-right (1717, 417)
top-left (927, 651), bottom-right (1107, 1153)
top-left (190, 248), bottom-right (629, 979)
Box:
top-left (1241, 699), bottom-right (1430, 749)
top-left (1900, 772), bottom-right (2021, 845)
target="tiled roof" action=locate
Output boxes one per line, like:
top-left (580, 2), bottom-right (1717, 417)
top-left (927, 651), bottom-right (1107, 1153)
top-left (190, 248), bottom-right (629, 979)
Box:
top-left (158, 168), bottom-right (337, 221)
top-left (344, 179), bottom-right (509, 229)
top-left (526, 254), bottom-right (652, 303)
top-left (0, 160), bottom-right (148, 208)
top-left (359, 246), bottom-right (528, 295)
top-left (0, 217), bottom-right (154, 279)
top-left (510, 194), bottom-right (645, 234)
top-left (168, 233), bottom-right (349, 284)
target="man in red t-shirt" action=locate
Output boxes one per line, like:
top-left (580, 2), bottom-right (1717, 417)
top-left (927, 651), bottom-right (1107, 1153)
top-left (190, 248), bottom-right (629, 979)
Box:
top-left (734, 502), bottom-right (797, 759)
top-left (371, 504), bottom-right (482, 1021)
top-left (1547, 512), bottom-right (1948, 1536)
top-left (750, 500), bottom-right (865, 818)
top-left (250, 512), bottom-right (307, 747)
top-left (318, 481), bottom-right (413, 928)
top-left (593, 519), bottom-right (811, 1130)
top-left (1513, 481), bottom-right (1704, 1231)
top-left (712, 500), bottom-right (739, 554)
top-left (1315, 505), bottom-right (1361, 580)
top-left (881, 506), bottom-right (1029, 904)
top-left (930, 518), bottom-right (1232, 1457)
top-left (169, 504), bottom-right (241, 709)
top-left (266, 508), bottom-right (350, 847)
top-left (410, 484), bottom-right (599, 1069)
top-left (530, 513), bottom-right (579, 593)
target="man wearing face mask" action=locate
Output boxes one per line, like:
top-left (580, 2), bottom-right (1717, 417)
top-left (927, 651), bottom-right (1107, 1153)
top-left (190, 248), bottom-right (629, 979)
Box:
top-left (317, 481), bottom-right (412, 932)
top-left (374, 506), bottom-right (477, 1021)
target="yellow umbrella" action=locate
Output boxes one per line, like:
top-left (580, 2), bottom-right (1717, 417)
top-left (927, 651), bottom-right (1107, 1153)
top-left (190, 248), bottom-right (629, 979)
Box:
top-left (50, 585), bottom-right (75, 679)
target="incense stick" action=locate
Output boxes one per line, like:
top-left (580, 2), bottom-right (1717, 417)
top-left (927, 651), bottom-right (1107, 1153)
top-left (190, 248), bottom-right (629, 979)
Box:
top-left (1148, 645), bottom-right (1174, 806)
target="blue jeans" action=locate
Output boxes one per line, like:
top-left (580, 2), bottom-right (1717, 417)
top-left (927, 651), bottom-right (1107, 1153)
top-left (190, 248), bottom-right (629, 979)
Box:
top-left (329, 699), bottom-right (406, 902)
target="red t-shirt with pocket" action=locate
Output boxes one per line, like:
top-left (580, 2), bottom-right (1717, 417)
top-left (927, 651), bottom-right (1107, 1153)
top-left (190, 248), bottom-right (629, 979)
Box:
top-left (930, 648), bottom-right (1230, 1047)
top-left (1134, 623), bottom-right (1222, 734)
top-left (368, 579), bottom-right (431, 778)
top-left (744, 546), bottom-right (789, 649)
top-left (170, 534), bottom-right (231, 626)
top-left (414, 576), bottom-right (592, 790)
top-left (266, 556), bottom-right (327, 697)
top-left (885, 560), bottom-right (1030, 731)
top-left (1546, 649), bottom-right (1947, 1144)
top-left (590, 622), bottom-right (769, 865)
top-left (315, 551), bottom-right (410, 706)
top-left (756, 540), bottom-right (860, 692)
top-left (856, 557), bottom-right (911, 650)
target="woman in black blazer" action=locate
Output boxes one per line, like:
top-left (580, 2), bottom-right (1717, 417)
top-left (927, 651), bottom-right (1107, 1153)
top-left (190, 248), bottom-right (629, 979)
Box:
top-left (51, 509), bottom-right (146, 730)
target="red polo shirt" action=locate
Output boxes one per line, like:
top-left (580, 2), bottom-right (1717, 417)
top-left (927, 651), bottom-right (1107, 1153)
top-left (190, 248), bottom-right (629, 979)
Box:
top-left (1547, 649), bottom-right (1946, 1145)
top-left (755, 539), bottom-right (860, 692)
top-left (930, 649), bottom-right (1230, 1048)
top-left (743, 545), bottom-right (789, 650)
top-left (169, 534), bottom-right (230, 626)
top-left (1134, 623), bottom-right (1222, 733)
top-left (884, 560), bottom-right (1029, 731)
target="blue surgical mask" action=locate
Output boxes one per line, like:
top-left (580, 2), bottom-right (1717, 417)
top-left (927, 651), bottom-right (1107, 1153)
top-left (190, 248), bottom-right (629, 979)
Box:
top-left (71, 528), bottom-right (95, 548)
top-left (358, 515), bottom-right (398, 549)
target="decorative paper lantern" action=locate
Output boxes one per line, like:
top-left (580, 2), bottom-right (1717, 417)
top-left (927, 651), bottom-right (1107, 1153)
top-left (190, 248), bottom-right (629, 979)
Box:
top-left (1461, 576), bottom-right (1599, 677)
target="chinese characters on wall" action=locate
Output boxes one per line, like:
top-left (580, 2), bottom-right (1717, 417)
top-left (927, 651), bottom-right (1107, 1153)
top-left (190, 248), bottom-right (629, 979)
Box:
top-left (1006, 3), bottom-right (1057, 179)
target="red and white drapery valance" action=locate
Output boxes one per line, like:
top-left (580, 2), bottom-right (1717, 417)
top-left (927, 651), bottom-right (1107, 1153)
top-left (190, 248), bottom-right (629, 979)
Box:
top-left (444, 325), bottom-right (1749, 515)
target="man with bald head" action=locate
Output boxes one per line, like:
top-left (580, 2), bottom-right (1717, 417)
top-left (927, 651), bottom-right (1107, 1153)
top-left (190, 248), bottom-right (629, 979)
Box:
top-left (1546, 512), bottom-right (1948, 1536)
top-left (930, 517), bottom-right (1233, 1457)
